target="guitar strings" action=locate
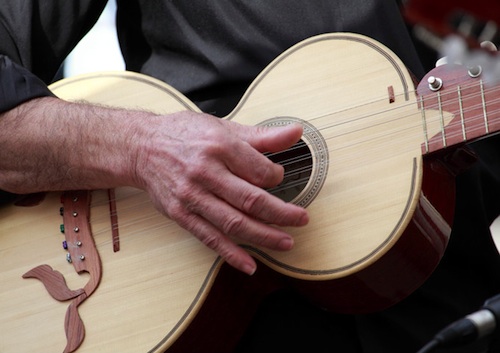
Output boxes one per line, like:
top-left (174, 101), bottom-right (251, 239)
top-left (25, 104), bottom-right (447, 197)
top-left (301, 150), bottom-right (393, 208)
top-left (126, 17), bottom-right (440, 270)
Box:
top-left (110, 80), bottom-right (500, 200)
top-left (268, 78), bottom-right (500, 167)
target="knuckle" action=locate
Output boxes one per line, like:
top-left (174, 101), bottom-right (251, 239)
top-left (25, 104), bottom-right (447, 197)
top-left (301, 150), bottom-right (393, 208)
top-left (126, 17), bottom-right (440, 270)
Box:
top-left (166, 202), bottom-right (192, 227)
top-left (184, 154), bottom-right (222, 186)
top-left (254, 163), bottom-right (272, 184)
top-left (253, 231), bottom-right (273, 247)
top-left (200, 233), bottom-right (223, 251)
top-left (221, 250), bottom-right (240, 267)
top-left (221, 214), bottom-right (246, 236)
top-left (174, 181), bottom-right (200, 206)
top-left (240, 190), bottom-right (266, 215)
top-left (184, 160), bottom-right (209, 183)
top-left (254, 162), bottom-right (283, 188)
top-left (199, 130), bottom-right (227, 154)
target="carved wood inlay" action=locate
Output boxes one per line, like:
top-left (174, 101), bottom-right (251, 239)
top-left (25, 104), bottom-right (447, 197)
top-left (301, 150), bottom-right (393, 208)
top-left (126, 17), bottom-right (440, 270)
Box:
top-left (22, 190), bottom-right (102, 353)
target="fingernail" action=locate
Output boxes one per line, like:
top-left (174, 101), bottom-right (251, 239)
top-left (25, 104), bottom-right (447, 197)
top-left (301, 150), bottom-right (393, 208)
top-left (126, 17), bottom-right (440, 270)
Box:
top-left (296, 212), bottom-right (309, 226)
top-left (279, 237), bottom-right (294, 250)
top-left (243, 263), bottom-right (257, 276)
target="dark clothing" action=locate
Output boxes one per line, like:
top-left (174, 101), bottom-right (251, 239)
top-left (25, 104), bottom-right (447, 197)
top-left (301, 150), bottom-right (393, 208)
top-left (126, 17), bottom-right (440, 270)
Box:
top-left (114, 0), bottom-right (424, 115)
top-left (1, 1), bottom-right (499, 352)
top-left (0, 56), bottom-right (54, 112)
top-left (0, 1), bottom-right (423, 114)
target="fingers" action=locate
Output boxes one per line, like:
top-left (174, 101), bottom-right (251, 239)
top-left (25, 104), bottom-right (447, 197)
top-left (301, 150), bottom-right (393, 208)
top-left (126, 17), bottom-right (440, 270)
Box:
top-left (173, 190), bottom-right (301, 276)
top-left (206, 171), bottom-right (309, 227)
top-left (177, 173), bottom-right (308, 275)
top-left (231, 122), bottom-right (304, 153)
top-left (177, 211), bottom-right (259, 275)
top-left (221, 122), bottom-right (304, 188)
top-left (188, 187), bottom-right (302, 245)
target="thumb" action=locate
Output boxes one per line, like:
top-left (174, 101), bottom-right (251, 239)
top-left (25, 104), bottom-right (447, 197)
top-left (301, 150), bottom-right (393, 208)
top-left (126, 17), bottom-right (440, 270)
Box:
top-left (237, 123), bottom-right (304, 153)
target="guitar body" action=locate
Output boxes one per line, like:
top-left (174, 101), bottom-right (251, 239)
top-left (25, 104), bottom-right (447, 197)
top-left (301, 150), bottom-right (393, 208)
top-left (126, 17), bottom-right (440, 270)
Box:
top-left (0, 33), bottom-right (455, 353)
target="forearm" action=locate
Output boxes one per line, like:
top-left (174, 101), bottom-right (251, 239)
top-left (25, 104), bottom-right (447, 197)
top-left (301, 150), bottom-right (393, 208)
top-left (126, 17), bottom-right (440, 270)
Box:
top-left (0, 96), bottom-right (149, 194)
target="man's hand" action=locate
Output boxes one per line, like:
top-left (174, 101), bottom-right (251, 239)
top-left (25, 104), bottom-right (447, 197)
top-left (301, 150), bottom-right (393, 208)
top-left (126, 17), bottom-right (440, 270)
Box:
top-left (133, 112), bottom-right (309, 275)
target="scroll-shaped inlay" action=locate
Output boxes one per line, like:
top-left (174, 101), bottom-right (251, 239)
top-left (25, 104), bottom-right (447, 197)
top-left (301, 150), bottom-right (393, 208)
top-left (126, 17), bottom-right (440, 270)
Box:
top-left (22, 265), bottom-right (84, 301)
top-left (23, 190), bottom-right (102, 353)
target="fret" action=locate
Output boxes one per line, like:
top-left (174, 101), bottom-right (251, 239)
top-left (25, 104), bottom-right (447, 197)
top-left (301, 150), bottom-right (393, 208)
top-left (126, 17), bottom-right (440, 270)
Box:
top-left (457, 86), bottom-right (467, 141)
top-left (419, 95), bottom-right (429, 153)
top-left (480, 80), bottom-right (489, 134)
top-left (437, 91), bottom-right (446, 148)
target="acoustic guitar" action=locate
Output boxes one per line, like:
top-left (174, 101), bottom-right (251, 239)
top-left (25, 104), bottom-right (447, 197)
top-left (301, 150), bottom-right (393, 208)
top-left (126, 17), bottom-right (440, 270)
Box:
top-left (1, 32), bottom-right (497, 353)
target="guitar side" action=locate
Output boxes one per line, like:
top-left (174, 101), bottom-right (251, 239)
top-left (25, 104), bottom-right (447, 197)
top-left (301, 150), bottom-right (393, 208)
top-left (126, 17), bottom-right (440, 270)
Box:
top-left (0, 33), bottom-right (455, 353)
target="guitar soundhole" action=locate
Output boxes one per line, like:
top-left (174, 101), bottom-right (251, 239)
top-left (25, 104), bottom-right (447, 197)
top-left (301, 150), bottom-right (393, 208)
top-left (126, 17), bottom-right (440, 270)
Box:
top-left (265, 140), bottom-right (313, 203)
top-left (259, 116), bottom-right (328, 208)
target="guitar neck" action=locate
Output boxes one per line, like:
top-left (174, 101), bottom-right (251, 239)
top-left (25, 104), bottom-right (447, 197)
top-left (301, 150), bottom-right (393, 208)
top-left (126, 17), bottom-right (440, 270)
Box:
top-left (417, 63), bottom-right (500, 155)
